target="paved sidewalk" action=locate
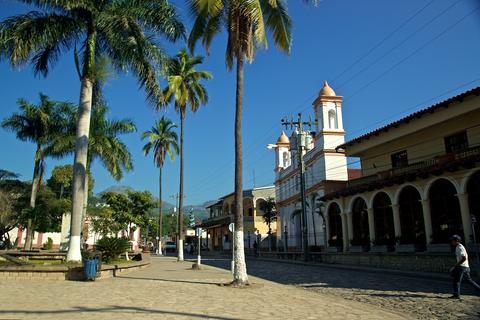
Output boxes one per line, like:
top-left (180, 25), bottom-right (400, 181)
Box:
top-left (0, 256), bottom-right (408, 320)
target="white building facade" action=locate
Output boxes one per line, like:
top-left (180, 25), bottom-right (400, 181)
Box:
top-left (272, 82), bottom-right (350, 250)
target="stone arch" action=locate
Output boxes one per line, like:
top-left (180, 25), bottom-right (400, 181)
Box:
top-left (460, 169), bottom-right (480, 194)
top-left (348, 195), bottom-right (368, 213)
top-left (290, 209), bottom-right (302, 248)
top-left (368, 190), bottom-right (394, 209)
top-left (397, 185), bottom-right (426, 249)
top-left (326, 200), bottom-right (343, 216)
top-left (256, 198), bottom-right (267, 216)
top-left (424, 176), bottom-right (460, 200)
top-left (372, 192), bottom-right (395, 249)
top-left (350, 197), bottom-right (370, 246)
top-left (327, 202), bottom-right (343, 249)
top-left (394, 183), bottom-right (423, 205)
top-left (328, 109), bottom-right (337, 129)
top-left (429, 178), bottom-right (463, 243)
top-left (243, 198), bottom-right (254, 216)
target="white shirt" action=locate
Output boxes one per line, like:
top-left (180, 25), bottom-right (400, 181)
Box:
top-left (455, 244), bottom-right (469, 268)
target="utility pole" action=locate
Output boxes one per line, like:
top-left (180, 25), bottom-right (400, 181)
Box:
top-left (281, 113), bottom-right (314, 261)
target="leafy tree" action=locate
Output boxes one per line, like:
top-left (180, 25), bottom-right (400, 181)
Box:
top-left (261, 198), bottom-right (278, 235)
top-left (0, 0), bottom-right (185, 262)
top-left (98, 190), bottom-right (156, 239)
top-left (89, 206), bottom-right (123, 238)
top-left (162, 49), bottom-right (211, 261)
top-left (100, 191), bottom-right (131, 235)
top-left (18, 186), bottom-right (69, 234)
top-left (49, 102), bottom-right (135, 227)
top-left (0, 169), bottom-right (20, 181)
top-left (0, 190), bottom-right (16, 249)
top-left (188, 0), bottom-right (292, 285)
top-left (1, 94), bottom-right (74, 249)
top-left (47, 165), bottom-right (73, 199)
top-left (260, 197), bottom-right (278, 252)
top-left (128, 190), bottom-right (157, 231)
top-left (142, 116), bottom-right (179, 254)
top-left (141, 212), bottom-right (189, 244)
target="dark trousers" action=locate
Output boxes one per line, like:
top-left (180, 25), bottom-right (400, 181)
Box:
top-left (452, 266), bottom-right (480, 297)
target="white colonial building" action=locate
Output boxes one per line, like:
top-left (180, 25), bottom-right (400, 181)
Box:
top-left (272, 83), bottom-right (480, 256)
top-left (272, 82), bottom-right (355, 250)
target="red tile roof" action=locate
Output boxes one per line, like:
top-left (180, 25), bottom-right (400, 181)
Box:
top-left (339, 86), bottom-right (480, 149)
top-left (347, 168), bottom-right (362, 180)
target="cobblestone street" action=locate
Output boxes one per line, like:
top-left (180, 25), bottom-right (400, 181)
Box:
top-left (1, 256), bottom-right (479, 319)
top-left (0, 256), bottom-right (408, 320)
top-left (203, 257), bottom-right (480, 320)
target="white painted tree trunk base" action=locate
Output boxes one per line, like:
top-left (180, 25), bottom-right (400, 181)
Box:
top-left (233, 230), bottom-right (249, 285)
top-left (177, 239), bottom-right (184, 261)
top-left (157, 240), bottom-right (163, 255)
top-left (66, 236), bottom-right (82, 262)
top-left (59, 212), bottom-right (71, 252)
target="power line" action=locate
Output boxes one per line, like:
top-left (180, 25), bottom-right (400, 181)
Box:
top-left (244, 78), bottom-right (480, 187)
top-left (332, 0), bottom-right (436, 83)
top-left (336, 0), bottom-right (464, 90)
top-left (187, 81), bottom-right (480, 200)
top-left (186, 4), bottom-right (479, 201)
top-left (344, 4), bottom-right (480, 102)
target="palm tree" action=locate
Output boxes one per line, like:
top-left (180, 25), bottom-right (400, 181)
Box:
top-left (162, 49), bottom-right (211, 261)
top-left (49, 102), bottom-right (136, 246)
top-left (0, 0), bottom-right (184, 262)
top-left (141, 116), bottom-right (179, 256)
top-left (188, 0), bottom-right (292, 285)
top-left (1, 94), bottom-right (73, 249)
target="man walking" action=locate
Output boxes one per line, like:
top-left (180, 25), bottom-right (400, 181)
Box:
top-left (449, 235), bottom-right (480, 299)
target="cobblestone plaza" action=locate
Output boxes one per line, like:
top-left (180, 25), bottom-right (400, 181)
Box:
top-left (1, 256), bottom-right (479, 319)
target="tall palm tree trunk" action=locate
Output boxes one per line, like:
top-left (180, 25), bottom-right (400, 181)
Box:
top-left (177, 109), bottom-right (185, 261)
top-left (24, 151), bottom-right (41, 250)
top-left (66, 76), bottom-right (94, 262)
top-left (157, 167), bottom-right (163, 255)
top-left (233, 55), bottom-right (248, 285)
top-left (81, 172), bottom-right (89, 242)
top-left (67, 29), bottom-right (96, 262)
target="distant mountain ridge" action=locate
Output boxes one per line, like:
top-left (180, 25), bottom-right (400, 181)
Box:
top-left (99, 185), bottom-right (212, 219)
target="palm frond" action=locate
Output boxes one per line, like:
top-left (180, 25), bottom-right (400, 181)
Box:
top-left (0, 11), bottom-right (84, 75)
top-left (261, 0), bottom-right (291, 53)
top-left (141, 116), bottom-right (179, 168)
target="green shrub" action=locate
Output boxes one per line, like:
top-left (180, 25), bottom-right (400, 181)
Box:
top-left (43, 237), bottom-right (53, 250)
top-left (95, 237), bottom-right (131, 263)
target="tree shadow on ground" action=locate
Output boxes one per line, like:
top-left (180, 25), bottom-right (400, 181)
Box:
top-left (201, 258), bottom-right (480, 297)
top-left (115, 274), bottom-right (223, 286)
top-left (0, 305), bottom-right (239, 320)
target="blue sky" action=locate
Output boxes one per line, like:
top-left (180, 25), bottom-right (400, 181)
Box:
top-left (1, 0), bottom-right (479, 205)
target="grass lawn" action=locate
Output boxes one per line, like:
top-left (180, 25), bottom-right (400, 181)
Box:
top-left (107, 258), bottom-right (130, 265)
top-left (0, 260), bottom-right (14, 266)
